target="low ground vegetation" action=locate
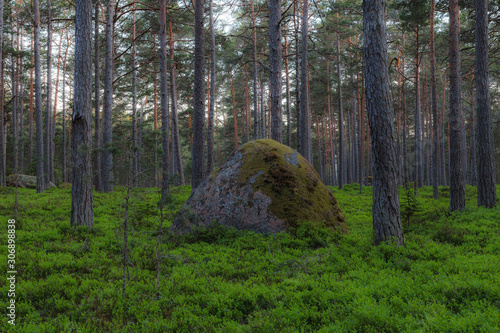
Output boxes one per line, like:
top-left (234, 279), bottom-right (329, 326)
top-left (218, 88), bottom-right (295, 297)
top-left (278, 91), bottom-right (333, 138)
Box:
top-left (0, 184), bottom-right (499, 332)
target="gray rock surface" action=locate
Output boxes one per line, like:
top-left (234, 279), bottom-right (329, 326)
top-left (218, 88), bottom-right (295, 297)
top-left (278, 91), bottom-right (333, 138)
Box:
top-left (171, 139), bottom-right (347, 235)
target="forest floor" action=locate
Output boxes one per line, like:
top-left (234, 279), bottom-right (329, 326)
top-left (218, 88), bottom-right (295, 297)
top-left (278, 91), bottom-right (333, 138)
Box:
top-left (1, 184), bottom-right (499, 332)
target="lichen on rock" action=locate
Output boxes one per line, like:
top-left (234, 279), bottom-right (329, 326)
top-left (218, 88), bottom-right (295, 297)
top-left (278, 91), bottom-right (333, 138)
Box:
top-left (6, 174), bottom-right (56, 189)
top-left (171, 139), bottom-right (347, 235)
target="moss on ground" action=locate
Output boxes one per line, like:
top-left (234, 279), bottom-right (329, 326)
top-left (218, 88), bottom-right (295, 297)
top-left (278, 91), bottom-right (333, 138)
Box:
top-left (1, 185), bottom-right (500, 332)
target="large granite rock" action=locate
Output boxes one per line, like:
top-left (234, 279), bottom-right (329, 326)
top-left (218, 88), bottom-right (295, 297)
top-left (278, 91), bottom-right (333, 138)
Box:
top-left (171, 139), bottom-right (347, 234)
top-left (6, 174), bottom-right (56, 189)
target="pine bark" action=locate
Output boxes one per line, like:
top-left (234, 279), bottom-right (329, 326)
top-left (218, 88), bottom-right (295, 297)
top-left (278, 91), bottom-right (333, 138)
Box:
top-left (448, 0), bottom-right (466, 211)
top-left (269, 0), bottom-right (282, 143)
top-left (159, 0), bottom-right (170, 200)
top-left (284, 35), bottom-right (291, 147)
top-left (294, 0), bottom-right (301, 151)
top-left (137, 97), bottom-right (145, 177)
top-left (102, 0), bottom-right (114, 192)
top-left (230, 70), bottom-right (238, 148)
top-left (131, 3), bottom-right (138, 187)
top-left (93, 1), bottom-right (102, 190)
top-left (0, 0), bottom-right (5, 186)
top-left (430, 0), bottom-right (439, 199)
top-left (475, 0), bottom-right (496, 207)
top-left (169, 13), bottom-right (185, 185)
top-left (300, 0), bottom-right (311, 160)
top-left (316, 115), bottom-right (322, 180)
top-left (46, 0), bottom-right (53, 185)
top-left (414, 29), bottom-right (423, 188)
top-left (260, 73), bottom-right (265, 139)
top-left (363, 0), bottom-right (404, 245)
top-left (52, 34), bottom-right (64, 181)
top-left (11, 16), bottom-right (18, 175)
top-left (29, 41), bottom-right (34, 167)
top-left (244, 65), bottom-right (250, 143)
top-left (352, 87), bottom-right (358, 183)
top-left (153, 60), bottom-right (158, 187)
top-left (440, 73), bottom-right (447, 185)
top-left (192, 0), bottom-right (205, 190)
top-left (62, 50), bottom-right (67, 183)
top-left (34, 0), bottom-right (45, 193)
top-left (252, 0), bottom-right (259, 139)
top-left (469, 89), bottom-right (477, 186)
top-left (337, 36), bottom-right (344, 189)
top-left (207, 0), bottom-right (215, 173)
top-left (71, 0), bottom-right (94, 228)
top-left (17, 35), bottom-right (23, 173)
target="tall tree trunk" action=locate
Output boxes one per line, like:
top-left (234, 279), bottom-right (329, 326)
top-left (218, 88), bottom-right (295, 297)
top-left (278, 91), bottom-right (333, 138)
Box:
top-left (358, 85), bottom-right (363, 191)
top-left (260, 72), bottom-right (265, 139)
top-left (207, 0), bottom-right (215, 173)
top-left (352, 87), bottom-right (358, 183)
top-left (68, 80), bottom-right (72, 181)
top-left (440, 73), bottom-right (447, 185)
top-left (94, 1), bottom-right (102, 190)
top-left (294, 0), bottom-right (301, 151)
top-left (46, 0), bottom-right (53, 185)
top-left (252, 0), bottom-right (259, 139)
top-left (62, 54), bottom-right (67, 183)
top-left (29, 38), bottom-right (34, 167)
top-left (34, 0), bottom-right (45, 192)
top-left (159, 0), bottom-right (170, 200)
top-left (18, 24), bottom-right (24, 172)
top-left (346, 99), bottom-right (351, 184)
top-left (331, 116), bottom-right (337, 186)
top-left (396, 44), bottom-right (402, 185)
top-left (153, 61), bottom-right (158, 187)
top-left (72, 0), bottom-right (94, 228)
top-left (11, 18), bottom-right (18, 174)
top-left (363, 0), bottom-right (404, 245)
top-left (448, 0), bottom-right (466, 211)
top-left (360, 64), bottom-right (366, 192)
top-left (337, 36), bottom-right (344, 189)
top-left (192, 0), bottom-right (205, 190)
top-left (430, 0), bottom-right (439, 199)
top-left (475, 0), bottom-right (496, 207)
top-left (137, 96), bottom-right (146, 179)
top-left (131, 2), bottom-right (138, 187)
top-left (230, 70), bottom-right (238, 149)
top-left (63, 30), bottom-right (70, 183)
top-left (300, 0), bottom-right (311, 160)
top-left (469, 87), bottom-right (477, 186)
top-left (316, 115), bottom-right (322, 180)
top-left (244, 64), bottom-right (250, 143)
top-left (51, 33), bottom-right (64, 181)
top-left (284, 35), bottom-right (291, 147)
top-left (169, 12), bottom-right (185, 185)
top-left (402, 58), bottom-right (408, 186)
top-left (414, 28), bottom-right (423, 189)
top-left (326, 61), bottom-right (333, 184)
top-left (102, 0), bottom-right (114, 192)
top-left (269, 0), bottom-right (282, 142)
top-left (0, 0), bottom-right (4, 186)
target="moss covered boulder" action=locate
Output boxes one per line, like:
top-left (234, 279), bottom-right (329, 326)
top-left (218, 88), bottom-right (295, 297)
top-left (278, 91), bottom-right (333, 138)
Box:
top-left (6, 174), bottom-right (56, 189)
top-left (171, 139), bottom-right (347, 234)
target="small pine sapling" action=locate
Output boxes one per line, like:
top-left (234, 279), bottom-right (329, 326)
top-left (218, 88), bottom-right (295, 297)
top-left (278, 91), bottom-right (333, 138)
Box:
top-left (401, 182), bottom-right (421, 226)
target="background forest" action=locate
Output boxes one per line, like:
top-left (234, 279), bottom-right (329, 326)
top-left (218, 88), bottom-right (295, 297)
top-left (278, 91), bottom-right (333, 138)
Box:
top-left (1, 0), bottom-right (500, 331)
top-left (1, 0), bottom-right (499, 192)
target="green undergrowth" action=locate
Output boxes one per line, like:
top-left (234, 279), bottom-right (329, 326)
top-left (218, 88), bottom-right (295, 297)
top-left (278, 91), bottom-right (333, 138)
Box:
top-left (0, 184), bottom-right (499, 332)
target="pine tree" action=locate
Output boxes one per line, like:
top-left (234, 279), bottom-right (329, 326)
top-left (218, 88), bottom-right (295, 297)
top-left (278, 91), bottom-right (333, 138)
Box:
top-left (363, 0), bottom-right (404, 245)
top-left (71, 0), bottom-right (94, 227)
top-left (475, 0), bottom-right (497, 207)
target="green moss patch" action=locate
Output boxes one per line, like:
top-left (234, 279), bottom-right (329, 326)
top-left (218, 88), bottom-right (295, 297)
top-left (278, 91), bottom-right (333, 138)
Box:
top-left (236, 139), bottom-right (347, 233)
